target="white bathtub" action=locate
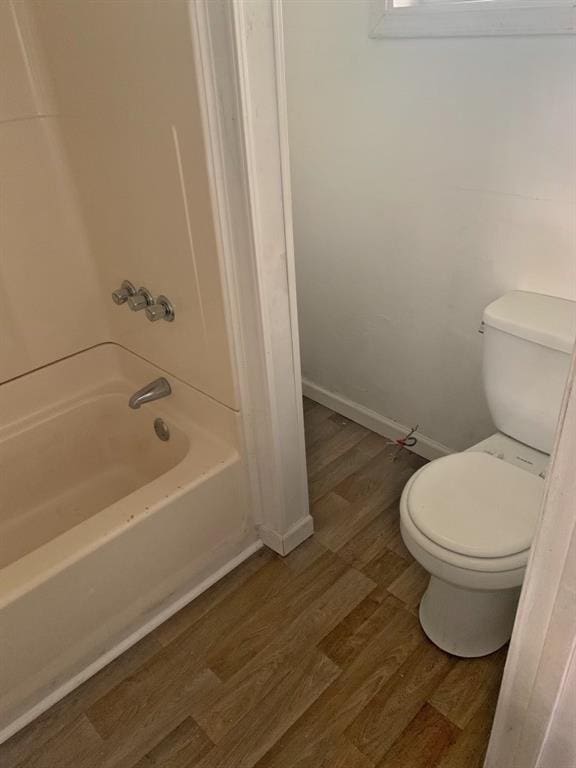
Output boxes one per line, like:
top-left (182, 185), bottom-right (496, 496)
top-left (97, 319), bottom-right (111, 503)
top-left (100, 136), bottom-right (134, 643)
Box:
top-left (0, 344), bottom-right (257, 740)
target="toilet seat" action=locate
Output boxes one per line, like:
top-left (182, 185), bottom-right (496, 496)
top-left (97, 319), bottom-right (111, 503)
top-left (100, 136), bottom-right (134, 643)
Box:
top-left (405, 452), bottom-right (544, 559)
top-left (399, 453), bottom-right (545, 591)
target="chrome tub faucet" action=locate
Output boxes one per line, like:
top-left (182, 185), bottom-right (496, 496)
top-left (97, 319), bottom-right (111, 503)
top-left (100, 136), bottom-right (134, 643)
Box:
top-left (129, 378), bottom-right (172, 409)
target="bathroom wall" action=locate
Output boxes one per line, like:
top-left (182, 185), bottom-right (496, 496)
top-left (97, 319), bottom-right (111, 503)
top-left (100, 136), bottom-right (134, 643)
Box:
top-left (283, 0), bottom-right (576, 451)
top-left (0, 1), bottom-right (105, 384)
top-left (30, 0), bottom-right (237, 408)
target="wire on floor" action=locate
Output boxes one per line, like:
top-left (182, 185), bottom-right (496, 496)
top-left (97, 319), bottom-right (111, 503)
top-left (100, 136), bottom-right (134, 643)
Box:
top-left (394, 424), bottom-right (419, 461)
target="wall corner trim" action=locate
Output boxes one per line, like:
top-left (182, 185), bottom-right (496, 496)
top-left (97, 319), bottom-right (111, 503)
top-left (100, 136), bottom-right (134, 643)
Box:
top-left (258, 515), bottom-right (315, 557)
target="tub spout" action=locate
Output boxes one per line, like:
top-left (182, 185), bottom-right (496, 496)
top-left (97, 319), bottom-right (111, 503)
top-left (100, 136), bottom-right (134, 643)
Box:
top-left (129, 377), bottom-right (172, 409)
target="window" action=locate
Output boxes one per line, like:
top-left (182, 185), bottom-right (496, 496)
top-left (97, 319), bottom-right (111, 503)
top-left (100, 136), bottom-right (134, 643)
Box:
top-left (370, 0), bottom-right (576, 38)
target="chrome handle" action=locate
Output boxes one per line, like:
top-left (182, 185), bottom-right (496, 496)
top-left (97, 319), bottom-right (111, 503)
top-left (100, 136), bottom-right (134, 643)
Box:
top-left (145, 295), bottom-right (175, 322)
top-left (128, 287), bottom-right (154, 312)
top-left (111, 280), bottom-right (136, 306)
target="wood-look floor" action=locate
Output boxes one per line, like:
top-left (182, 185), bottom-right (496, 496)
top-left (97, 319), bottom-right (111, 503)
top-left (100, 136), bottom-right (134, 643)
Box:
top-left (1, 398), bottom-right (506, 768)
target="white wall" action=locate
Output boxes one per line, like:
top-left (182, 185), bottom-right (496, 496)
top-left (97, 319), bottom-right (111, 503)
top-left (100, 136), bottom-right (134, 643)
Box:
top-left (283, 0), bottom-right (576, 451)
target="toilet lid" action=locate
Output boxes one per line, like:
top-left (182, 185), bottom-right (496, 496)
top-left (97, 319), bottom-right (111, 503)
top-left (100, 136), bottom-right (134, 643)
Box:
top-left (407, 452), bottom-right (544, 558)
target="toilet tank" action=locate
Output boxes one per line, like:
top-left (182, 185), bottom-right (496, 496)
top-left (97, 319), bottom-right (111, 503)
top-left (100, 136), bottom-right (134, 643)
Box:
top-left (482, 291), bottom-right (576, 454)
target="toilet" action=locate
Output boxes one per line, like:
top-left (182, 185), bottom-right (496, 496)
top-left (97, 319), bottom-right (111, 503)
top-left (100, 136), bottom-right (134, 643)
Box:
top-left (400, 291), bottom-right (576, 658)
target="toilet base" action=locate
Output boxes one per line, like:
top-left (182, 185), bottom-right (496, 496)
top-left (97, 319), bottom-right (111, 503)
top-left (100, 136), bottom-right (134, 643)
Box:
top-left (419, 576), bottom-right (521, 658)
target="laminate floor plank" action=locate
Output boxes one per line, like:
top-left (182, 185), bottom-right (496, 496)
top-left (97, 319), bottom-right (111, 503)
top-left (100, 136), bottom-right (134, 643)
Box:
top-left (255, 600), bottom-right (422, 768)
top-left (305, 415), bottom-right (344, 452)
top-left (362, 547), bottom-right (412, 589)
top-left (385, 518), bottom-right (413, 560)
top-left (388, 560), bottom-right (430, 614)
top-left (303, 402), bottom-right (336, 444)
top-left (306, 421), bottom-right (370, 478)
top-left (145, 716), bottom-right (213, 768)
top-left (429, 647), bottom-right (507, 729)
top-left (192, 651), bottom-right (340, 768)
top-left (310, 491), bottom-right (353, 546)
top-left (312, 449), bottom-right (424, 554)
top-left (308, 433), bottom-right (389, 503)
top-left (315, 489), bottom-right (399, 553)
top-left (375, 703), bottom-right (459, 768)
top-left (2, 633), bottom-right (163, 768)
top-left (13, 715), bottom-right (103, 768)
top-left (314, 737), bottom-right (374, 768)
top-left (206, 550), bottom-right (349, 680)
top-left (193, 567), bottom-right (375, 742)
top-left (84, 665), bottom-right (220, 768)
top-left (153, 548), bottom-right (279, 647)
top-left (319, 587), bottom-right (388, 666)
top-left (281, 534), bottom-right (328, 574)
top-left (346, 642), bottom-right (455, 764)
top-left (436, 689), bottom-right (500, 768)
top-left (157, 557), bottom-right (293, 662)
top-left (302, 396), bottom-right (320, 413)
top-left (335, 444), bottom-right (424, 506)
top-left (317, 593), bottom-right (412, 673)
top-left (308, 410), bottom-right (356, 449)
top-left (0, 399), bottom-right (504, 768)
top-left (337, 503), bottom-right (410, 570)
top-left (277, 735), bottom-right (374, 768)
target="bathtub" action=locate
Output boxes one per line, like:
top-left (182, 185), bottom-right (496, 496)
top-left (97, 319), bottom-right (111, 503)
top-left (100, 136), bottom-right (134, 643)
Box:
top-left (0, 344), bottom-right (258, 741)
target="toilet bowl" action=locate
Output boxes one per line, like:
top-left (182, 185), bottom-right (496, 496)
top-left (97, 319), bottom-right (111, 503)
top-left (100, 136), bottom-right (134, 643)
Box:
top-left (400, 450), bottom-right (544, 657)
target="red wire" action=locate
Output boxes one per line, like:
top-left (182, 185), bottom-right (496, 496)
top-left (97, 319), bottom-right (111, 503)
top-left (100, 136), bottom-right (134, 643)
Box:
top-left (396, 425), bottom-right (418, 448)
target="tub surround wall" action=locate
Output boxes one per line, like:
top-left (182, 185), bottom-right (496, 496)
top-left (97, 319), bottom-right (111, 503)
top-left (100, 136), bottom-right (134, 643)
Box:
top-left (284, 0), bottom-right (576, 452)
top-left (0, 2), bottom-right (106, 384)
top-left (1, 0), bottom-right (238, 408)
top-left (30, 0), bottom-right (238, 409)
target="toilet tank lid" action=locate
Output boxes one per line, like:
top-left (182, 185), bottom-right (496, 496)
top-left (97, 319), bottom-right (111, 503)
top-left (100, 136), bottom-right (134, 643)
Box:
top-left (483, 291), bottom-right (576, 354)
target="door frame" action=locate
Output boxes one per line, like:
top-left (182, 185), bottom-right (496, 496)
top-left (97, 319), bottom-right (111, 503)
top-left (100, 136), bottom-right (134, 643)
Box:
top-left (484, 352), bottom-right (576, 768)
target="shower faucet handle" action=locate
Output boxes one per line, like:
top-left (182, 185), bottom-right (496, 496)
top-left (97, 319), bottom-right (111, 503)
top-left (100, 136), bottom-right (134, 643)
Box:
top-left (128, 287), bottom-right (154, 312)
top-left (145, 295), bottom-right (175, 322)
top-left (111, 280), bottom-right (136, 306)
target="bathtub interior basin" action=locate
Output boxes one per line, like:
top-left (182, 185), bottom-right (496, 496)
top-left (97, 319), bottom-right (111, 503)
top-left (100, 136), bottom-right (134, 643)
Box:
top-left (0, 393), bottom-right (190, 569)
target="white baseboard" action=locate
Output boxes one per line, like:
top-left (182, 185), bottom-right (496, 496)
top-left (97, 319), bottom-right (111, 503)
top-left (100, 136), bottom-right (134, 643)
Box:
top-left (259, 514), bottom-right (314, 556)
top-left (302, 379), bottom-right (451, 462)
top-left (0, 539), bottom-right (263, 746)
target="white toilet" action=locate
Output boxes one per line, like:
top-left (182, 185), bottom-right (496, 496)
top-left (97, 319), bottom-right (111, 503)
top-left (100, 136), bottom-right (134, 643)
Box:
top-left (400, 291), bottom-right (576, 658)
